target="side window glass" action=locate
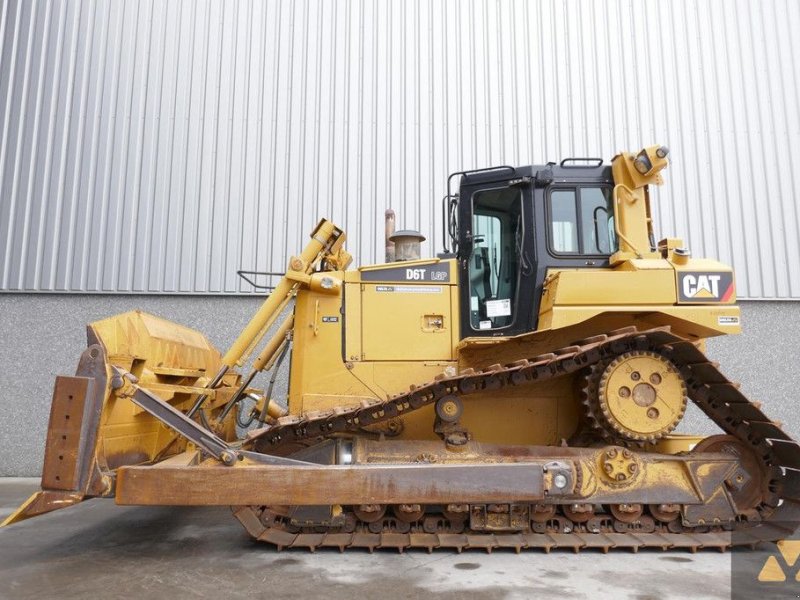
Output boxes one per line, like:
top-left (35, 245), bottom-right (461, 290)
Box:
top-left (549, 186), bottom-right (617, 255)
top-left (550, 190), bottom-right (578, 253)
top-left (469, 187), bottom-right (523, 331)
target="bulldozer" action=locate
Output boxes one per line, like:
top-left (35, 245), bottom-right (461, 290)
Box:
top-left (4, 146), bottom-right (800, 552)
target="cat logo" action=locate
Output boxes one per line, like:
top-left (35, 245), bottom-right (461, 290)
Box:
top-left (757, 540), bottom-right (800, 582)
top-left (683, 274), bottom-right (721, 299)
top-left (677, 271), bottom-right (735, 303)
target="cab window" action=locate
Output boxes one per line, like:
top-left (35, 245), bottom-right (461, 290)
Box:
top-left (468, 187), bottom-right (523, 331)
top-left (549, 186), bottom-right (616, 255)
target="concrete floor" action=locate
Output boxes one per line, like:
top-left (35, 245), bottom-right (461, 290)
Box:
top-left (0, 479), bottom-right (745, 600)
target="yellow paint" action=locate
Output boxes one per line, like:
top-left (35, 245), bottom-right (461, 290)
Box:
top-left (757, 556), bottom-right (786, 582)
top-left (541, 268), bottom-right (677, 307)
top-left (609, 146), bottom-right (669, 264)
top-left (598, 352), bottom-right (686, 441)
top-left (288, 285), bottom-right (380, 415)
top-left (0, 492), bottom-right (43, 527)
top-left (757, 540), bottom-right (800, 582)
top-left (360, 284), bottom-right (453, 361)
top-left (539, 258), bottom-right (740, 336)
top-left (221, 220), bottom-right (347, 368)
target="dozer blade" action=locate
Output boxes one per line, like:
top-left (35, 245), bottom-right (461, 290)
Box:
top-left (2, 310), bottom-right (229, 527)
top-left (1, 490), bottom-right (86, 527)
top-left (2, 348), bottom-right (110, 526)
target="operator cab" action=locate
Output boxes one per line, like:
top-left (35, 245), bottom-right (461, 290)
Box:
top-left (444, 160), bottom-right (618, 338)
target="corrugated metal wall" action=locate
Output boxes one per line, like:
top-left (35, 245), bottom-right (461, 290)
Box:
top-left (1, 0), bottom-right (799, 298)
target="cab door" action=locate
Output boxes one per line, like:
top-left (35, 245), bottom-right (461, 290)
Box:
top-left (457, 178), bottom-right (536, 338)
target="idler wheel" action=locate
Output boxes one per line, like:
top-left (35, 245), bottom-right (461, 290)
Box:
top-left (692, 434), bottom-right (768, 512)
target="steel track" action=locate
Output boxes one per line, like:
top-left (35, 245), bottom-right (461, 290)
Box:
top-left (236, 326), bottom-right (800, 551)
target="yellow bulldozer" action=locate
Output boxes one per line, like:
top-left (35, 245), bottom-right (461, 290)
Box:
top-left (4, 146), bottom-right (799, 552)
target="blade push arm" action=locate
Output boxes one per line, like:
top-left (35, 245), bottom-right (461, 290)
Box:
top-left (187, 219), bottom-right (350, 418)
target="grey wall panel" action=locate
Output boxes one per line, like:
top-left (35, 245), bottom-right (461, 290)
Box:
top-left (1, 0), bottom-right (799, 297)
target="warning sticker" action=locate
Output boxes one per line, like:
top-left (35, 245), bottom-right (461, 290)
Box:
top-left (718, 315), bottom-right (740, 326)
top-left (485, 298), bottom-right (511, 318)
top-left (479, 320), bottom-right (492, 330)
top-left (375, 285), bottom-right (442, 294)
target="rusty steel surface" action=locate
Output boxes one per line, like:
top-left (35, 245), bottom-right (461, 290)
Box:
top-left (0, 490), bottom-right (85, 525)
top-left (232, 502), bottom-right (790, 553)
top-left (41, 377), bottom-right (94, 490)
top-left (115, 441), bottom-right (748, 509)
top-left (229, 326), bottom-right (800, 551)
top-left (116, 462), bottom-right (546, 506)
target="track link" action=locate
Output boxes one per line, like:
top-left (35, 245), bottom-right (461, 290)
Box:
top-left (233, 504), bottom-right (773, 553)
top-left (239, 326), bottom-right (800, 551)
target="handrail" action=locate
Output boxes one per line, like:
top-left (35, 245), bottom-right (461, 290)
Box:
top-left (612, 183), bottom-right (644, 259)
top-left (560, 157), bottom-right (603, 167)
top-left (443, 165), bottom-right (516, 254)
top-left (236, 270), bottom-right (283, 291)
top-left (440, 194), bottom-right (456, 254)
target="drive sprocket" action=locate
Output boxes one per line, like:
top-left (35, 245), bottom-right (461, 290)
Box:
top-left (583, 350), bottom-right (687, 444)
